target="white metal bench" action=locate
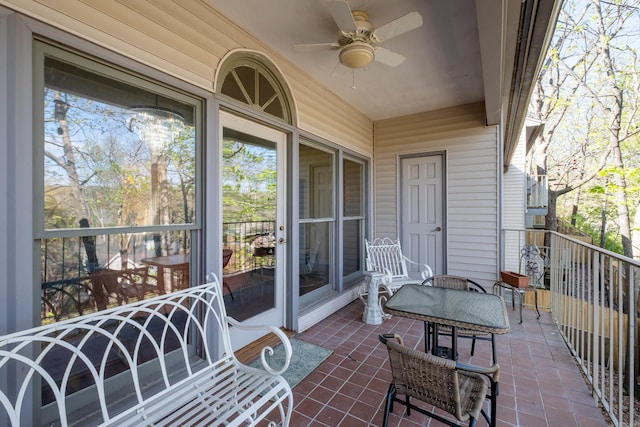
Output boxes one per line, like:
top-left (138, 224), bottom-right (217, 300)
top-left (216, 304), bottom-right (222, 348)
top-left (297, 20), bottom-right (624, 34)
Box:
top-left (1, 273), bottom-right (293, 426)
top-left (359, 238), bottom-right (433, 311)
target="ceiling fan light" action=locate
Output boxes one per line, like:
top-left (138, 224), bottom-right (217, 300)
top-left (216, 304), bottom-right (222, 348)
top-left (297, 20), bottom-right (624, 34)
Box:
top-left (339, 42), bottom-right (374, 69)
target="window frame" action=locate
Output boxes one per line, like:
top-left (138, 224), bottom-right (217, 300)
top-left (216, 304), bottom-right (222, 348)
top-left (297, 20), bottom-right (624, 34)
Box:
top-left (342, 155), bottom-right (366, 283)
top-left (31, 35), bottom-right (210, 422)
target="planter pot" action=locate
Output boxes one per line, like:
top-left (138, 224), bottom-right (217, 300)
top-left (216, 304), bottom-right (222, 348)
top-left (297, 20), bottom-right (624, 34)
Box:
top-left (500, 271), bottom-right (530, 288)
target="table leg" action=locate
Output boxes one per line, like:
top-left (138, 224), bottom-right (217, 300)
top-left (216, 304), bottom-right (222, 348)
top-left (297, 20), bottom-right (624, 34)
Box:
top-left (451, 326), bottom-right (458, 361)
top-left (431, 324), bottom-right (457, 360)
top-left (156, 266), bottom-right (166, 295)
top-left (423, 321), bottom-right (430, 353)
top-left (517, 289), bottom-right (523, 324)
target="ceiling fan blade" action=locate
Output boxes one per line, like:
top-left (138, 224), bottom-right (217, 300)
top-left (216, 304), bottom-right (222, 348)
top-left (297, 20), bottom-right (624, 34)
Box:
top-left (329, 1), bottom-right (357, 33)
top-left (374, 11), bottom-right (423, 42)
top-left (294, 43), bottom-right (340, 52)
top-left (374, 47), bottom-right (406, 67)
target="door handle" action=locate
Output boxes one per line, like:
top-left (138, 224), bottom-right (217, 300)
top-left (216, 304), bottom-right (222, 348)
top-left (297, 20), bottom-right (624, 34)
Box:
top-left (278, 238), bottom-right (286, 244)
top-left (432, 227), bottom-right (442, 232)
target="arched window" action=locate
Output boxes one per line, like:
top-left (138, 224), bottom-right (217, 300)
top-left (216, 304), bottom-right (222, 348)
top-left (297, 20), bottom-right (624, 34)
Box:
top-left (217, 52), bottom-right (295, 125)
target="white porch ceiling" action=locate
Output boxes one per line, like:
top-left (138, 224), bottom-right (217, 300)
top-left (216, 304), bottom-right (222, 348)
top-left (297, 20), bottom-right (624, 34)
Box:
top-left (207, 0), bottom-right (489, 122)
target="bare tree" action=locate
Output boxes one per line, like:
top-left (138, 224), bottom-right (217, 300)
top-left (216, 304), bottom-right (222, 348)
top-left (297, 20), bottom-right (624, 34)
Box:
top-left (46, 91), bottom-right (91, 223)
top-left (530, 0), bottom-right (640, 258)
top-left (532, 0), bottom-right (640, 397)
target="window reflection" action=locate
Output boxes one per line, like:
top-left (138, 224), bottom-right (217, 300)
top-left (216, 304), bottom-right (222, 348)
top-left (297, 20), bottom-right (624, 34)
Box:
top-left (41, 231), bottom-right (191, 324)
top-left (299, 143), bottom-right (335, 308)
top-left (43, 57), bottom-right (196, 230)
top-left (343, 159), bottom-right (364, 280)
top-left (36, 42), bottom-right (202, 414)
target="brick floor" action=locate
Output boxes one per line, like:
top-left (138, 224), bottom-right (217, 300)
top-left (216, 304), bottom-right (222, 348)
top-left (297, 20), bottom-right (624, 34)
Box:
top-left (288, 300), bottom-right (611, 426)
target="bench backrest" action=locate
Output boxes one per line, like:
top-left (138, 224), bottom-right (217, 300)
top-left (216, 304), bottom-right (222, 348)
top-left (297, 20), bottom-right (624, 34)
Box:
top-left (0, 275), bottom-right (231, 426)
top-left (365, 238), bottom-right (410, 280)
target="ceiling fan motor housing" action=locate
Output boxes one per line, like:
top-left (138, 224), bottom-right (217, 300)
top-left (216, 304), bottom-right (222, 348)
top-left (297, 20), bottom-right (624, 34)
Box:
top-left (338, 10), bottom-right (375, 69)
top-left (338, 10), bottom-right (374, 45)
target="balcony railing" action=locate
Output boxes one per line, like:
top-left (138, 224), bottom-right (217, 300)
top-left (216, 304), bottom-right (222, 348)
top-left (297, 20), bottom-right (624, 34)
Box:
top-left (40, 222), bottom-right (276, 323)
top-left (222, 220), bottom-right (276, 274)
top-left (504, 229), bottom-right (639, 426)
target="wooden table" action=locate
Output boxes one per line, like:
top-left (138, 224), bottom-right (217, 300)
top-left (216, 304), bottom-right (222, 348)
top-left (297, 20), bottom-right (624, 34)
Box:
top-left (141, 254), bottom-right (189, 294)
top-left (383, 284), bottom-right (510, 359)
top-left (142, 252), bottom-right (234, 297)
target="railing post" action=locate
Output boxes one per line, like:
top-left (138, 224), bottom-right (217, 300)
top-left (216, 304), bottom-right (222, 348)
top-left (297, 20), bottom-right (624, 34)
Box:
top-left (592, 253), bottom-right (599, 399)
top-left (628, 265), bottom-right (635, 424)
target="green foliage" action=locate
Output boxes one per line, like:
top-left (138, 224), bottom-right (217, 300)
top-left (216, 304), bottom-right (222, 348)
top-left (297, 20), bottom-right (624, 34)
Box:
top-left (532, 0), bottom-right (640, 257)
top-left (568, 214), bottom-right (624, 254)
top-left (43, 89), bottom-right (197, 229)
top-left (222, 139), bottom-right (277, 222)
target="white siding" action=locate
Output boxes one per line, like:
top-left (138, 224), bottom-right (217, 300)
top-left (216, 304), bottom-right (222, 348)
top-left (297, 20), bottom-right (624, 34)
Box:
top-left (503, 120), bottom-right (528, 272)
top-left (373, 103), bottom-right (500, 285)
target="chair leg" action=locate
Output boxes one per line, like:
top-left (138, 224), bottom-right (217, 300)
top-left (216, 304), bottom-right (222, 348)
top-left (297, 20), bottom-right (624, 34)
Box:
top-left (382, 384), bottom-right (395, 427)
top-left (490, 379), bottom-right (498, 427)
top-left (491, 334), bottom-right (496, 364)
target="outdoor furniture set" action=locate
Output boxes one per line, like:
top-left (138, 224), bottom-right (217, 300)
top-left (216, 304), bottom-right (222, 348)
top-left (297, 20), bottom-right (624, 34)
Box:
top-left (363, 238), bottom-right (511, 426)
top-left (1, 274), bottom-right (293, 426)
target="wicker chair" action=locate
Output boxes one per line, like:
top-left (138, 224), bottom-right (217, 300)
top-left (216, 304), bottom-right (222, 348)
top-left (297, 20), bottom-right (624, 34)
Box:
top-left (422, 275), bottom-right (497, 363)
top-left (379, 334), bottom-right (499, 427)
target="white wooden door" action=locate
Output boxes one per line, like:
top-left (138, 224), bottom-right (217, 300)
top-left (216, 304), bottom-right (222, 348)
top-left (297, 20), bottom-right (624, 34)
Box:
top-left (401, 155), bottom-right (444, 275)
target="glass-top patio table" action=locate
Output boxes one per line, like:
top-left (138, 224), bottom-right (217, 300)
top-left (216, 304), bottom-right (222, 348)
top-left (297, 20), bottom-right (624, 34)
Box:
top-left (383, 284), bottom-right (510, 359)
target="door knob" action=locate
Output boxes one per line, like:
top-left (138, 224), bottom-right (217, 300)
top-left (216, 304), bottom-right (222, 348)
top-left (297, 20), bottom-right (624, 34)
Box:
top-left (278, 238), bottom-right (286, 244)
top-left (432, 227), bottom-right (442, 232)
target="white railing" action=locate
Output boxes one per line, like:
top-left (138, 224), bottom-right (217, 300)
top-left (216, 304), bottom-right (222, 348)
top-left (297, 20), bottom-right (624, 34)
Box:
top-left (504, 229), bottom-right (639, 426)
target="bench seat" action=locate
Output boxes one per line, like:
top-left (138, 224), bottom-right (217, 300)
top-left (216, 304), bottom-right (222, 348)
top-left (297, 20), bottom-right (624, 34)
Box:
top-left (114, 357), bottom-right (290, 426)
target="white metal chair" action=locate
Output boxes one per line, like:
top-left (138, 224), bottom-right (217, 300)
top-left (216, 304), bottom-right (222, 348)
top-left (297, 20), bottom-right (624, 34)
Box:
top-left (300, 240), bottom-right (320, 276)
top-left (360, 238), bottom-right (432, 317)
top-left (364, 238), bottom-right (432, 293)
top-left (520, 244), bottom-right (547, 288)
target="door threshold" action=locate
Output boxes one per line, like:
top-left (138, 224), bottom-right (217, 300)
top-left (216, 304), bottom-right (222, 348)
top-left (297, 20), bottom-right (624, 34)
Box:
top-left (234, 328), bottom-right (295, 364)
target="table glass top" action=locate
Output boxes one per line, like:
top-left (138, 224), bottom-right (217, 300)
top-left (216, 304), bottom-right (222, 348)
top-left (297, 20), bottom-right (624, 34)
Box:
top-left (384, 284), bottom-right (510, 333)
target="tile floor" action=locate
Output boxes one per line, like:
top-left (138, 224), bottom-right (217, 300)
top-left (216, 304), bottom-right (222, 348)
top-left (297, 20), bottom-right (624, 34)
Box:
top-left (287, 300), bottom-right (611, 426)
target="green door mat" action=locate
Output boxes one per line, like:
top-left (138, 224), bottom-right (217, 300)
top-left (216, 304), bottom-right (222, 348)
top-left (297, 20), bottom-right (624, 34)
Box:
top-left (248, 338), bottom-right (333, 389)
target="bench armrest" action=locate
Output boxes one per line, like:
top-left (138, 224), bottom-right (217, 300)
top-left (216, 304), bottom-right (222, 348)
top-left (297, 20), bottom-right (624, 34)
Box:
top-left (227, 317), bottom-right (292, 375)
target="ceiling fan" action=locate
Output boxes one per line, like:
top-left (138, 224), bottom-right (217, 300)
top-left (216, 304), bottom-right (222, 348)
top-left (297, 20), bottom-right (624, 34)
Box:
top-left (294, 1), bottom-right (423, 69)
